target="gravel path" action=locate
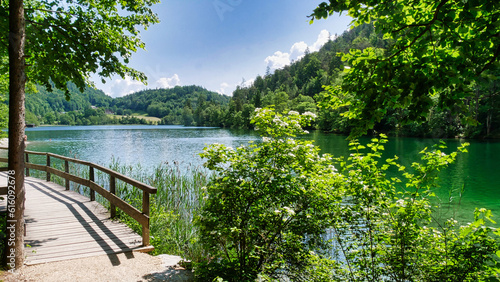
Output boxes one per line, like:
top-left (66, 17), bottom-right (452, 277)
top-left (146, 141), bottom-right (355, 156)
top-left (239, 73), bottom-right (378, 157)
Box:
top-left (0, 138), bottom-right (7, 147)
top-left (0, 252), bottom-right (193, 282)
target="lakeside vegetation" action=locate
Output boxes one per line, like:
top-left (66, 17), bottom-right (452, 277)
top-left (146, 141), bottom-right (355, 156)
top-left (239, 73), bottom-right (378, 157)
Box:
top-left (193, 109), bottom-right (500, 281)
top-left (20, 155), bottom-right (209, 259)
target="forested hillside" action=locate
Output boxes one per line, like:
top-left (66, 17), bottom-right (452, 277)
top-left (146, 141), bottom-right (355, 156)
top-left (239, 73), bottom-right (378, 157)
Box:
top-left (111, 85), bottom-right (230, 126)
top-left (224, 24), bottom-right (500, 138)
top-left (8, 84), bottom-right (230, 126)
top-left (22, 83), bottom-right (113, 125)
top-left (26, 83), bottom-right (113, 116)
top-left (224, 24), bottom-right (386, 130)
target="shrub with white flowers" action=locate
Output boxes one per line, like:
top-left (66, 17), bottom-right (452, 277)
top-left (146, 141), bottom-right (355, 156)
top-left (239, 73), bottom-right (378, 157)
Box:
top-left (195, 107), bottom-right (342, 281)
top-left (195, 108), bottom-right (500, 281)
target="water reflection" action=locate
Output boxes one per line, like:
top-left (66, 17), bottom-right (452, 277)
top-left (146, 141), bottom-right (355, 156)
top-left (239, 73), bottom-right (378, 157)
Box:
top-left (22, 125), bottom-right (500, 223)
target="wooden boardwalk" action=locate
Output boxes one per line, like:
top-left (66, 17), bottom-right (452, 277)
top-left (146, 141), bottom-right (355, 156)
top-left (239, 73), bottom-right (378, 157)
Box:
top-left (0, 172), bottom-right (145, 265)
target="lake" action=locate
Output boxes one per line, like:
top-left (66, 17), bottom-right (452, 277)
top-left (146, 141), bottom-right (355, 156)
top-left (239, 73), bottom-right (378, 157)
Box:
top-left (14, 125), bottom-right (500, 223)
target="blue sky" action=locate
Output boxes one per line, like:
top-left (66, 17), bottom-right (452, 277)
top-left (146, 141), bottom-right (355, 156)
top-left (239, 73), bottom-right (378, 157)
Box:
top-left (94, 1), bottom-right (352, 97)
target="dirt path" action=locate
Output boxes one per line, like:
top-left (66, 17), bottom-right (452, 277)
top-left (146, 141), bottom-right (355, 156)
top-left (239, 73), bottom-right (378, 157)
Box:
top-left (1, 252), bottom-right (193, 282)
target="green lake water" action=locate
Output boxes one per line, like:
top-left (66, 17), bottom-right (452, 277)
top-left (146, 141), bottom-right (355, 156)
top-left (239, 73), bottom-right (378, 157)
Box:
top-left (9, 125), bottom-right (500, 224)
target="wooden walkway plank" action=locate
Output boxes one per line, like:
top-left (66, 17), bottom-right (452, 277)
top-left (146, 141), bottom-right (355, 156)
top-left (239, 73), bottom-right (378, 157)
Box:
top-left (0, 172), bottom-right (148, 265)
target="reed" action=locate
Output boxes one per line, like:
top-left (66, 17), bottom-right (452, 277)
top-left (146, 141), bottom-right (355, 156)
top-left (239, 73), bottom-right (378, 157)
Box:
top-left (108, 159), bottom-right (209, 259)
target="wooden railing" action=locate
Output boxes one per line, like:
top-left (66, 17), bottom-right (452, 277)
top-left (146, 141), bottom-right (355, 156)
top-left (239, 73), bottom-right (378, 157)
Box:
top-left (0, 147), bottom-right (157, 249)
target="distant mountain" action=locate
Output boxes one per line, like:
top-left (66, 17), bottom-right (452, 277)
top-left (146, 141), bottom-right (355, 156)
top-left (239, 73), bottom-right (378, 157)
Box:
top-left (8, 23), bottom-right (496, 137)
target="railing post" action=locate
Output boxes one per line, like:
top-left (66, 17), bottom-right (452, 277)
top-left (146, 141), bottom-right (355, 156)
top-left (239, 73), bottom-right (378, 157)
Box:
top-left (25, 153), bottom-right (29, 177)
top-left (142, 190), bottom-right (150, 246)
top-left (109, 176), bottom-right (116, 218)
top-left (89, 166), bottom-right (95, 201)
top-left (65, 160), bottom-right (69, 190)
top-left (46, 154), bottom-right (51, 181)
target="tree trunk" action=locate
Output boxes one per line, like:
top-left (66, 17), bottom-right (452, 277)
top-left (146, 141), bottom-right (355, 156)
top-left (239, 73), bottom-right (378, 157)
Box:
top-left (7, 0), bottom-right (26, 269)
top-left (487, 112), bottom-right (491, 136)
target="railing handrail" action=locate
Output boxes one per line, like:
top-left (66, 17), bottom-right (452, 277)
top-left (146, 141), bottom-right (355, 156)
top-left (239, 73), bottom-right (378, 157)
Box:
top-left (0, 147), bottom-right (157, 194)
top-left (0, 146), bottom-right (156, 249)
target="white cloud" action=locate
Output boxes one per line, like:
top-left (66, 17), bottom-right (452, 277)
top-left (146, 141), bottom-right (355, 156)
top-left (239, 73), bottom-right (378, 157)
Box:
top-left (217, 82), bottom-right (230, 95)
top-left (265, 51), bottom-right (291, 71)
top-left (242, 78), bottom-right (254, 88)
top-left (217, 78), bottom-right (254, 96)
top-left (215, 30), bottom-right (336, 97)
top-left (311, 30), bottom-right (333, 52)
top-left (110, 76), bottom-right (145, 97)
top-left (289, 41), bottom-right (308, 62)
top-left (108, 74), bottom-right (181, 97)
top-left (156, 74), bottom-right (181, 88)
top-left (265, 29), bottom-right (335, 72)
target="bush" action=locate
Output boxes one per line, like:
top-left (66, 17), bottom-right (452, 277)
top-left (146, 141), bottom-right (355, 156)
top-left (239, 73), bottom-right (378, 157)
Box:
top-left (195, 107), bottom-right (500, 281)
top-left (327, 138), bottom-right (500, 281)
top-left (195, 108), bottom-right (342, 281)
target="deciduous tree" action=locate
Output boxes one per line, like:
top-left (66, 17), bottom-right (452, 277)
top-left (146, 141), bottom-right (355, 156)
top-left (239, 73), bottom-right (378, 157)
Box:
top-left (1, 0), bottom-right (159, 266)
top-left (312, 0), bottom-right (500, 137)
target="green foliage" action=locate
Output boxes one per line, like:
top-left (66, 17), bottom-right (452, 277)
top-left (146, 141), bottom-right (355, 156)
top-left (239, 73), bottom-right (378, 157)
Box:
top-left (195, 108), bottom-right (342, 281)
top-left (0, 96), bottom-right (7, 137)
top-left (311, 0), bottom-right (500, 137)
top-left (105, 161), bottom-right (209, 258)
top-left (326, 137), bottom-right (500, 281)
top-left (223, 24), bottom-right (387, 132)
top-left (0, 0), bottom-right (159, 97)
top-left (196, 108), bottom-right (500, 280)
top-left (112, 85), bottom-right (230, 127)
top-left (216, 22), bottom-right (498, 138)
top-left (24, 83), bottom-right (113, 118)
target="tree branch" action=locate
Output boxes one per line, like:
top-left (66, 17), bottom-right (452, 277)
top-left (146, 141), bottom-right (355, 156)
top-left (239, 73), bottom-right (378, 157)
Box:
top-left (25, 18), bottom-right (71, 29)
top-left (24, 7), bottom-right (77, 17)
top-left (388, 0), bottom-right (449, 59)
top-left (478, 44), bottom-right (500, 77)
top-left (392, 0), bottom-right (449, 33)
top-left (388, 25), bottom-right (431, 60)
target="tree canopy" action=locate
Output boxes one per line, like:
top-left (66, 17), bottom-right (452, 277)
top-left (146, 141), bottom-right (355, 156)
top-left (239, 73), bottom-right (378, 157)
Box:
top-left (0, 0), bottom-right (159, 97)
top-left (311, 0), bottom-right (500, 137)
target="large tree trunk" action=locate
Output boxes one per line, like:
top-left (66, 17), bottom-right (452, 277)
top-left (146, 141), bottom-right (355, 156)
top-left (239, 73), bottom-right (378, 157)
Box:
top-left (7, 0), bottom-right (26, 269)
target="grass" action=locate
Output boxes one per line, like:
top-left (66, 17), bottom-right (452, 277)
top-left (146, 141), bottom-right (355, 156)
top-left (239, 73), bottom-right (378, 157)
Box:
top-left (107, 114), bottom-right (161, 123)
top-left (27, 156), bottom-right (209, 260)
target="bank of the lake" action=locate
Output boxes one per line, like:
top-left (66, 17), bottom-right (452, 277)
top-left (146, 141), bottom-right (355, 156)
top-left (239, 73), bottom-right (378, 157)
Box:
top-left (15, 125), bottom-right (499, 225)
